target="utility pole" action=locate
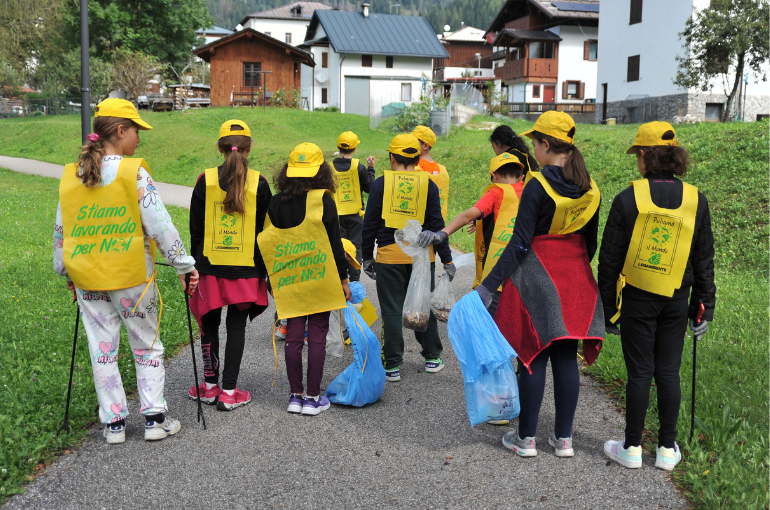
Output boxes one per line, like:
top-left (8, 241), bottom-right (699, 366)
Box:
top-left (79, 0), bottom-right (90, 143)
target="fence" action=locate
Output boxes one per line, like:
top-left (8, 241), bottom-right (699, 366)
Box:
top-left (503, 102), bottom-right (596, 114)
top-left (0, 97), bottom-right (94, 119)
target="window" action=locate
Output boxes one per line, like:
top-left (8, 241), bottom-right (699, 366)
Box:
top-left (265, 31), bottom-right (271, 37)
top-left (562, 81), bottom-right (585, 99)
top-left (584, 40), bottom-right (598, 60)
top-left (322, 52), bottom-right (328, 68)
top-left (474, 70), bottom-right (482, 76)
top-left (630, 0), bottom-right (643, 24)
top-left (528, 41), bottom-right (555, 59)
top-left (321, 87), bottom-right (328, 104)
top-left (243, 62), bottom-right (261, 88)
top-left (386, 56), bottom-right (394, 68)
top-left (627, 55), bottom-right (640, 81)
top-left (510, 48), bottom-right (520, 60)
top-left (401, 83), bottom-right (412, 101)
top-left (532, 85), bottom-right (541, 98)
top-left (362, 54), bottom-right (373, 67)
top-left (285, 33), bottom-right (292, 44)
top-left (567, 82), bottom-right (577, 95)
top-left (705, 103), bottom-right (723, 122)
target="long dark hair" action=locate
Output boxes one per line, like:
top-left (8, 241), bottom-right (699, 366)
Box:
top-left (217, 129), bottom-right (252, 214)
top-left (275, 162), bottom-right (336, 200)
top-left (634, 130), bottom-right (690, 176)
top-left (531, 131), bottom-right (591, 192)
top-left (77, 116), bottom-right (136, 188)
top-left (490, 125), bottom-right (539, 174)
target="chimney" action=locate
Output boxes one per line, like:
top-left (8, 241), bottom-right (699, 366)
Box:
top-left (362, 3), bottom-right (370, 17)
top-left (460, 21), bottom-right (465, 27)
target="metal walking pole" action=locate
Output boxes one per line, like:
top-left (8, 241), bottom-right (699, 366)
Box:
top-left (79, 0), bottom-right (90, 143)
top-left (58, 298), bottom-right (80, 435)
top-left (690, 302), bottom-right (705, 440)
top-left (185, 273), bottom-right (206, 429)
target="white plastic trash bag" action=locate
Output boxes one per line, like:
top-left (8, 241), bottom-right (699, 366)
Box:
top-left (431, 272), bottom-right (455, 323)
top-left (394, 220), bottom-right (432, 332)
top-left (326, 309), bottom-right (345, 357)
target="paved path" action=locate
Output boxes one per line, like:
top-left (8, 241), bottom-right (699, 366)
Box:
top-left (2, 155), bottom-right (688, 509)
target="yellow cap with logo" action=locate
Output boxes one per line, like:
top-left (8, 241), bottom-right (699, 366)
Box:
top-left (287, 142), bottom-right (324, 177)
top-left (520, 111), bottom-right (576, 144)
top-left (411, 125), bottom-right (437, 147)
top-left (489, 152), bottom-right (524, 173)
top-left (337, 131), bottom-right (360, 150)
top-left (94, 98), bottom-right (153, 130)
top-left (626, 121), bottom-right (679, 154)
top-left (388, 134), bottom-right (421, 158)
top-left (341, 238), bottom-right (361, 269)
top-left (219, 119), bottom-right (252, 139)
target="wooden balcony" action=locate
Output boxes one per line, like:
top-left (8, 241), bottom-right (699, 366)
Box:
top-left (494, 58), bottom-right (558, 82)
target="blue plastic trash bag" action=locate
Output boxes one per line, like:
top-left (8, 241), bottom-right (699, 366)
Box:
top-left (447, 291), bottom-right (520, 426)
top-left (325, 303), bottom-right (385, 406)
top-left (348, 281), bottom-right (366, 304)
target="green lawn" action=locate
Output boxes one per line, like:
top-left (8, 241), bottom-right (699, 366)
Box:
top-left (0, 109), bottom-right (767, 508)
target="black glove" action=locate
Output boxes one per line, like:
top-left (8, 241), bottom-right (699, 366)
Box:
top-left (689, 318), bottom-right (709, 338)
top-left (443, 262), bottom-right (456, 281)
top-left (605, 323), bottom-right (620, 336)
top-left (475, 285), bottom-right (494, 308)
top-left (362, 259), bottom-right (376, 280)
top-left (415, 230), bottom-right (448, 248)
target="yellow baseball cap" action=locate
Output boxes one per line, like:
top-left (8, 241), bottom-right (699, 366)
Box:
top-left (626, 121), bottom-right (680, 154)
top-left (388, 134), bottom-right (421, 158)
top-left (337, 131), bottom-right (360, 150)
top-left (341, 238), bottom-right (361, 270)
top-left (287, 142), bottom-right (324, 177)
top-left (411, 125), bottom-right (437, 147)
top-left (489, 152), bottom-right (524, 173)
top-left (520, 111), bottom-right (576, 144)
top-left (94, 98), bottom-right (152, 130)
top-left (219, 119), bottom-right (251, 139)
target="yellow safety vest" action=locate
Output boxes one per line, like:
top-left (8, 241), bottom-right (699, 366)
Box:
top-left (203, 167), bottom-right (260, 266)
top-left (60, 158), bottom-right (152, 291)
top-left (419, 161), bottom-right (449, 221)
top-left (473, 184), bottom-right (521, 290)
top-left (381, 170), bottom-right (429, 229)
top-left (331, 159), bottom-right (363, 216)
top-left (611, 179), bottom-right (698, 323)
top-left (528, 171), bottom-right (601, 234)
top-left (257, 189), bottom-right (346, 320)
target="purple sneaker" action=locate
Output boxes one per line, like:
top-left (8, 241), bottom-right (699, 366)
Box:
top-left (287, 393), bottom-right (303, 414)
top-left (301, 395), bottom-right (331, 416)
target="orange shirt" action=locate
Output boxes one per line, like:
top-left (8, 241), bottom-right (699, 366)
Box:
top-left (473, 181), bottom-right (525, 220)
top-left (418, 159), bottom-right (440, 175)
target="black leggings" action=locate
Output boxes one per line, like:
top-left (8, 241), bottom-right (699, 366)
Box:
top-left (200, 306), bottom-right (250, 391)
top-left (517, 340), bottom-right (580, 439)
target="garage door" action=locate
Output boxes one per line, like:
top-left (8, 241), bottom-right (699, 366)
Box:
top-left (345, 77), bottom-right (370, 116)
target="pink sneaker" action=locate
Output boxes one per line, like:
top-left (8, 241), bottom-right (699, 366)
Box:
top-left (188, 383), bottom-right (222, 405)
top-left (216, 389), bottom-right (252, 411)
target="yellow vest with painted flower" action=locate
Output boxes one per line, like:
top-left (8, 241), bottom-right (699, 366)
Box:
top-left (257, 189), bottom-right (346, 320)
top-left (381, 170), bottom-right (429, 229)
top-left (331, 158), bottom-right (363, 216)
top-left (527, 171), bottom-right (601, 234)
top-left (473, 183), bottom-right (521, 289)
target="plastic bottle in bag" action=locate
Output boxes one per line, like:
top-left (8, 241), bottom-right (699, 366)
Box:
top-left (431, 272), bottom-right (455, 323)
top-left (394, 220), bottom-right (432, 332)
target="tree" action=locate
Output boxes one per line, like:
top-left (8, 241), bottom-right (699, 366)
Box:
top-left (675, 0), bottom-right (770, 122)
top-left (0, 0), bottom-right (62, 70)
top-left (112, 49), bottom-right (160, 104)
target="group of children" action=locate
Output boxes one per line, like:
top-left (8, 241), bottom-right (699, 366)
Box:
top-left (55, 99), bottom-right (715, 474)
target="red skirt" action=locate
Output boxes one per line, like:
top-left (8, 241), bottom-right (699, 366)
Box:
top-left (189, 274), bottom-right (268, 327)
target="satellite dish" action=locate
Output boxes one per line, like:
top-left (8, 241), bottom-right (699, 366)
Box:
top-left (316, 72), bottom-right (328, 83)
top-left (235, 24), bottom-right (243, 31)
top-left (444, 24), bottom-right (450, 32)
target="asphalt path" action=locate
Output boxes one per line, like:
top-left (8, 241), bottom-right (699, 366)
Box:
top-left (2, 155), bottom-right (688, 509)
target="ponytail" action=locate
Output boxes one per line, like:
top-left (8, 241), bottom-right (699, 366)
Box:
top-left (532, 131), bottom-right (590, 192)
top-left (218, 134), bottom-right (252, 214)
top-left (77, 116), bottom-right (135, 188)
top-left (490, 124), bottom-right (539, 175)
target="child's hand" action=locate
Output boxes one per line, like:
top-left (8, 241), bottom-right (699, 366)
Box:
top-left (179, 269), bottom-right (200, 295)
top-left (66, 280), bottom-right (76, 301)
top-left (466, 221), bottom-right (476, 234)
top-left (366, 155), bottom-right (375, 167)
top-left (342, 279), bottom-right (352, 301)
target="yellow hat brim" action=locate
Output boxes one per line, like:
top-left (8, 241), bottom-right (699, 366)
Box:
top-left (520, 128), bottom-right (535, 139)
top-left (133, 117), bottom-right (153, 130)
top-left (286, 166), bottom-right (321, 178)
top-left (348, 257), bottom-right (361, 270)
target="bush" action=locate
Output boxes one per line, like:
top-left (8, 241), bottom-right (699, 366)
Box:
top-left (271, 87), bottom-right (302, 108)
top-left (315, 106), bottom-right (340, 112)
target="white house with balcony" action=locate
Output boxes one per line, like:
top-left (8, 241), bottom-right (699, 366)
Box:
top-left (240, 2), bottom-right (335, 46)
top-left (434, 24), bottom-right (496, 85)
top-left (299, 4), bottom-right (449, 115)
top-left (595, 0), bottom-right (769, 123)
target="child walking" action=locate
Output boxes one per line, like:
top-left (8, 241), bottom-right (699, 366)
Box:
top-left (187, 120), bottom-right (272, 411)
top-left (599, 122), bottom-right (715, 471)
top-left (361, 134), bottom-right (454, 382)
top-left (488, 124), bottom-right (539, 177)
top-left (475, 111), bottom-right (605, 458)
top-left (54, 98), bottom-right (198, 443)
top-left (413, 125), bottom-right (450, 221)
top-left (257, 143), bottom-right (351, 416)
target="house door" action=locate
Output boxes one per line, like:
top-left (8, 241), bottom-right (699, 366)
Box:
top-left (543, 85), bottom-right (555, 103)
top-left (344, 77), bottom-right (370, 116)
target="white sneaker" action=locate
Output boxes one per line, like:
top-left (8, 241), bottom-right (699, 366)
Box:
top-left (655, 443), bottom-right (682, 471)
top-left (502, 430), bottom-right (537, 457)
top-left (103, 422), bottom-right (126, 444)
top-left (604, 439), bottom-right (643, 468)
top-left (548, 431), bottom-right (575, 457)
top-left (144, 416), bottom-right (181, 441)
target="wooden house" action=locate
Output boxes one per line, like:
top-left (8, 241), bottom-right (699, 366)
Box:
top-left (193, 28), bottom-right (315, 107)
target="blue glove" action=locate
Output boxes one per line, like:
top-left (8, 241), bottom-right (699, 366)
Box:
top-left (416, 230), bottom-right (448, 248)
top-left (362, 259), bottom-right (376, 280)
top-left (689, 318), bottom-right (708, 338)
top-left (475, 285), bottom-right (494, 308)
top-left (443, 262), bottom-right (456, 281)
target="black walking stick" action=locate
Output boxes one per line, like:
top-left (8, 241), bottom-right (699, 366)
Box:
top-left (58, 297), bottom-right (80, 436)
top-left (185, 272), bottom-right (206, 430)
top-left (690, 303), bottom-right (705, 440)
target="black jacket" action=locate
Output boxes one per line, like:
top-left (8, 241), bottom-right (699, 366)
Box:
top-left (189, 167), bottom-right (272, 278)
top-left (361, 175), bottom-right (452, 264)
top-left (266, 191), bottom-right (349, 281)
top-left (481, 165), bottom-right (600, 291)
top-left (331, 157), bottom-right (375, 212)
top-left (597, 171), bottom-right (716, 323)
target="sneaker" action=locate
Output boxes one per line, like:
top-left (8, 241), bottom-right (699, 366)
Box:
top-left (604, 439), bottom-right (642, 469)
top-left (487, 420), bottom-right (510, 425)
top-left (655, 443), bottom-right (682, 471)
top-left (144, 416), bottom-right (181, 441)
top-left (287, 393), bottom-right (303, 414)
top-left (502, 430), bottom-right (537, 457)
top-left (425, 358), bottom-right (444, 373)
top-left (275, 322), bottom-right (287, 340)
top-left (301, 395), bottom-right (331, 416)
top-left (188, 383), bottom-right (222, 404)
top-left (216, 389), bottom-right (252, 411)
top-left (385, 367), bottom-right (401, 382)
top-left (548, 431), bottom-right (575, 458)
top-left (102, 422), bottom-right (125, 444)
